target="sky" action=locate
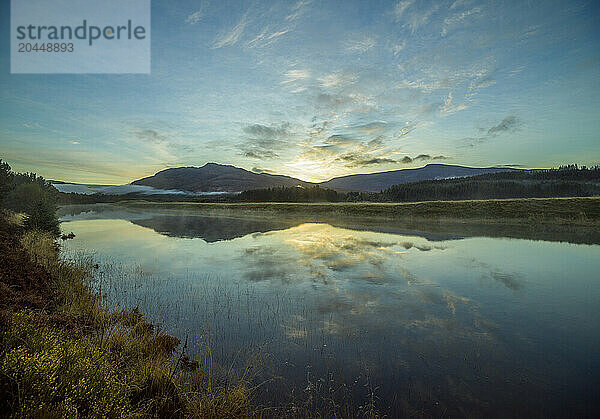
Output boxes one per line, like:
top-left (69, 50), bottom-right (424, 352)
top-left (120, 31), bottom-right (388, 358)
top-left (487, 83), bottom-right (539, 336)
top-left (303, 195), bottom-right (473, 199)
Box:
top-left (1, 0), bottom-right (599, 184)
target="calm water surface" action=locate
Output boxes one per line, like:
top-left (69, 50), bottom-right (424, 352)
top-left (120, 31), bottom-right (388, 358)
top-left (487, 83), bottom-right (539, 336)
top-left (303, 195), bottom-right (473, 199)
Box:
top-left (59, 204), bottom-right (600, 417)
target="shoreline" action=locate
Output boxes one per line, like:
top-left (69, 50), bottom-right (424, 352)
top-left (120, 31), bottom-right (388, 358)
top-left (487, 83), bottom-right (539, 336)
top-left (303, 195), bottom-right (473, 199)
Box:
top-left (114, 197), bottom-right (600, 227)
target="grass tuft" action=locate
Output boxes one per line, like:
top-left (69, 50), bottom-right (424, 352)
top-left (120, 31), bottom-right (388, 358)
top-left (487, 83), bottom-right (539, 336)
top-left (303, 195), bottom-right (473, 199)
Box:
top-left (1, 213), bottom-right (251, 418)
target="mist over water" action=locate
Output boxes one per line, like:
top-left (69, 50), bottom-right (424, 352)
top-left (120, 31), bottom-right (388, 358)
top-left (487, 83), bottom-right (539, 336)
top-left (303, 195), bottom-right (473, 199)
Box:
top-left (60, 204), bottom-right (600, 417)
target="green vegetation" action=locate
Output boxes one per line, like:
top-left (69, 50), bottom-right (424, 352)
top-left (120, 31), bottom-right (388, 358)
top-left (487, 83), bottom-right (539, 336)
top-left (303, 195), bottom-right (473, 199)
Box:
top-left (238, 185), bottom-right (342, 202)
top-left (0, 159), bottom-right (60, 236)
top-left (0, 211), bottom-right (249, 416)
top-left (120, 196), bottom-right (600, 227)
top-left (379, 165), bottom-right (600, 202)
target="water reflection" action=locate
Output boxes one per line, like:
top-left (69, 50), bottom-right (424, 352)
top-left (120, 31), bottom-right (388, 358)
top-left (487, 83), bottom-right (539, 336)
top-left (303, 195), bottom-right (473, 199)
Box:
top-left (132, 215), bottom-right (297, 242)
top-left (58, 203), bottom-right (600, 245)
top-left (59, 205), bottom-right (600, 417)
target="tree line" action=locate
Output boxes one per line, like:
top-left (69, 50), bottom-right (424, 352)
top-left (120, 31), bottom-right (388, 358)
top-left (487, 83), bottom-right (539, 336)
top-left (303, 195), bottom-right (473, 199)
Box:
top-left (14, 163), bottom-right (600, 208)
top-left (0, 159), bottom-right (60, 235)
top-left (235, 165), bottom-right (600, 203)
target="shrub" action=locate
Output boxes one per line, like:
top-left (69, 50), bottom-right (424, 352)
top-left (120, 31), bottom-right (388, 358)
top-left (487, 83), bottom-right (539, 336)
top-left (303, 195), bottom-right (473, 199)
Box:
top-left (6, 183), bottom-right (60, 236)
top-left (0, 311), bottom-right (132, 417)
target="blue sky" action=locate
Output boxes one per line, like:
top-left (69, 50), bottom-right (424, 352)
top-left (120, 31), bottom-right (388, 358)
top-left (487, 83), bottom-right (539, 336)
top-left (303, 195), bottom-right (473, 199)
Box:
top-left (1, 0), bottom-right (599, 183)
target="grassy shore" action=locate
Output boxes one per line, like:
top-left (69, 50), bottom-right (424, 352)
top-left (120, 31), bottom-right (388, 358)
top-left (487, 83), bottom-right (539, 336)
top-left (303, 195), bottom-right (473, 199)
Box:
top-left (0, 212), bottom-right (249, 417)
top-left (119, 197), bottom-right (600, 226)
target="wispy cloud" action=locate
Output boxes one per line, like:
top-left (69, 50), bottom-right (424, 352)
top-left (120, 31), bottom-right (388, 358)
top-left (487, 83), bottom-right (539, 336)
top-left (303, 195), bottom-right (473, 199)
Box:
top-left (282, 69), bottom-right (311, 84)
top-left (396, 121), bottom-right (418, 138)
top-left (186, 2), bottom-right (207, 25)
top-left (247, 28), bottom-right (290, 48)
top-left (251, 166), bottom-right (275, 174)
top-left (487, 116), bottom-right (520, 135)
top-left (460, 115), bottom-right (521, 147)
top-left (243, 122), bottom-right (292, 139)
top-left (135, 128), bottom-right (168, 144)
top-left (349, 121), bottom-right (388, 135)
top-left (346, 36), bottom-right (377, 53)
top-left (441, 92), bottom-right (468, 115)
top-left (286, 0), bottom-right (313, 22)
top-left (244, 150), bottom-right (279, 159)
top-left (404, 4), bottom-right (440, 34)
top-left (239, 122), bottom-right (294, 160)
top-left (341, 156), bottom-right (397, 167)
top-left (318, 72), bottom-right (357, 88)
top-left (212, 12), bottom-right (249, 48)
top-left (393, 1), bottom-right (414, 21)
top-left (392, 41), bottom-right (406, 56)
top-left (468, 73), bottom-right (496, 93)
top-left (441, 7), bottom-right (482, 36)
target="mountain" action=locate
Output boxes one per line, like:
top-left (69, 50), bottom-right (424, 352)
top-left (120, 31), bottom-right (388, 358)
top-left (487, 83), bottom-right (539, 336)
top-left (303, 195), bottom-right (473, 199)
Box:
top-left (131, 163), bottom-right (315, 192)
top-left (320, 164), bottom-right (521, 192)
top-left (131, 163), bottom-right (521, 193)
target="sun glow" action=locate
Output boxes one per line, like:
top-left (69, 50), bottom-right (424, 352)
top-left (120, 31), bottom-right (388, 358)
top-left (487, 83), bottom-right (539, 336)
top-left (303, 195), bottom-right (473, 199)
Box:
top-left (283, 158), bottom-right (337, 183)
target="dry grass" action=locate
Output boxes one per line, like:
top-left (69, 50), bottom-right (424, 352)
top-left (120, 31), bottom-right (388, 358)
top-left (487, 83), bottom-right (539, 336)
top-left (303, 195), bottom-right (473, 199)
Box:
top-left (1, 216), bottom-right (252, 418)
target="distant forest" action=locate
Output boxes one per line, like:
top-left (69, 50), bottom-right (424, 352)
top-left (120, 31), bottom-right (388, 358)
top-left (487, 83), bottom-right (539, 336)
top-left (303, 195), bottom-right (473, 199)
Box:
top-left (55, 165), bottom-right (600, 204)
top-left (237, 165), bottom-right (600, 203)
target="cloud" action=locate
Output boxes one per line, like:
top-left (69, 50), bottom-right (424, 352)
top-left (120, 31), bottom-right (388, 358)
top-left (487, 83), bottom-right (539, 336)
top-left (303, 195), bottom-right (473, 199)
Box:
top-left (392, 41), bottom-right (406, 56)
top-left (441, 7), bottom-right (482, 36)
top-left (251, 167), bottom-right (275, 174)
top-left (459, 136), bottom-right (486, 147)
top-left (441, 92), bottom-right (468, 115)
top-left (343, 157), bottom-right (397, 167)
top-left (393, 1), bottom-right (414, 21)
top-left (282, 69), bottom-right (311, 84)
top-left (342, 153), bottom-right (449, 167)
top-left (323, 134), bottom-right (358, 146)
top-left (244, 150), bottom-right (279, 159)
top-left (397, 79), bottom-right (441, 92)
top-left (490, 271), bottom-right (522, 290)
top-left (469, 75), bottom-right (495, 91)
top-left (346, 36), bottom-right (377, 53)
top-left (243, 122), bottom-right (292, 139)
top-left (286, 0), bottom-right (313, 21)
top-left (459, 116), bottom-right (521, 147)
top-left (487, 116), bottom-right (520, 135)
top-left (247, 28), bottom-right (290, 48)
top-left (186, 7), bottom-right (206, 25)
top-left (316, 92), bottom-right (354, 107)
top-left (135, 129), bottom-right (167, 143)
top-left (450, 0), bottom-right (472, 10)
top-left (416, 102), bottom-right (442, 116)
top-left (396, 122), bottom-right (418, 138)
top-left (212, 12), bottom-right (249, 48)
top-left (400, 154), bottom-right (449, 164)
top-left (349, 121), bottom-right (388, 135)
top-left (318, 72), bottom-right (357, 88)
top-left (239, 122), bottom-right (294, 160)
top-left (404, 4), bottom-right (440, 34)
top-left (299, 132), bottom-right (392, 169)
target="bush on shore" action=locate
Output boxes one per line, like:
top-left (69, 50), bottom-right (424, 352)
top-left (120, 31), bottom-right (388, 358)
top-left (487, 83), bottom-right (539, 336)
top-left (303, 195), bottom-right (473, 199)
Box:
top-left (0, 212), bottom-right (250, 417)
top-left (0, 159), bottom-right (60, 237)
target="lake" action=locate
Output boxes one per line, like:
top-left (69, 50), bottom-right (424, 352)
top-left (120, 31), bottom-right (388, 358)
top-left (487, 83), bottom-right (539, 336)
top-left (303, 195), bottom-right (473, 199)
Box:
top-left (59, 204), bottom-right (600, 417)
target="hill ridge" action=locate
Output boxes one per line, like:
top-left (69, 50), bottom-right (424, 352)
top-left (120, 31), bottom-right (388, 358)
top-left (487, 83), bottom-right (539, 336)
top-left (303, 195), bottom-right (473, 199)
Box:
top-left (130, 163), bottom-right (520, 193)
